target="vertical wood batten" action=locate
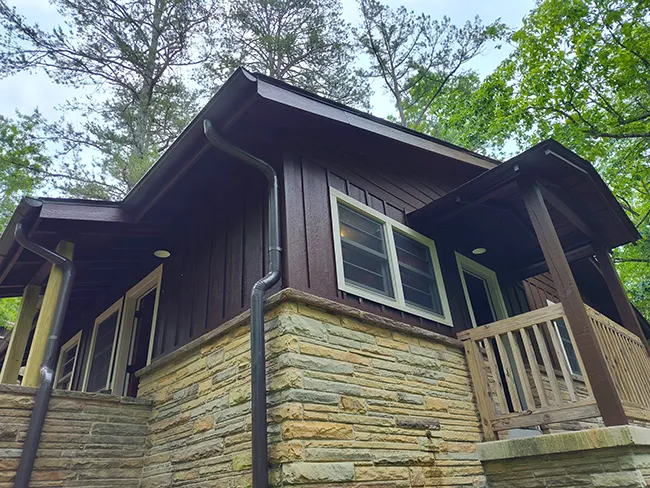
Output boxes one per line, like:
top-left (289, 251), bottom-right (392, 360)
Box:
top-left (519, 178), bottom-right (628, 425)
top-left (23, 240), bottom-right (74, 388)
top-left (0, 285), bottom-right (41, 384)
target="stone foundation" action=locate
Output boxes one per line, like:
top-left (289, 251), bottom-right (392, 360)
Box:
top-left (0, 384), bottom-right (151, 487)
top-left (136, 289), bottom-right (486, 487)
top-left (478, 425), bottom-right (650, 487)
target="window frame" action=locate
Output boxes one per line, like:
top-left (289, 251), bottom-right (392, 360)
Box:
top-left (111, 265), bottom-right (163, 396)
top-left (330, 188), bottom-right (452, 325)
top-left (82, 298), bottom-right (124, 393)
top-left (456, 253), bottom-right (508, 328)
top-left (54, 330), bottom-right (82, 391)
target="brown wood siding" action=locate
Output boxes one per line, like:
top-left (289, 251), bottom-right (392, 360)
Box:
top-left (524, 273), bottom-right (560, 309)
top-left (152, 173), bottom-right (275, 359)
top-left (281, 148), bottom-right (474, 337)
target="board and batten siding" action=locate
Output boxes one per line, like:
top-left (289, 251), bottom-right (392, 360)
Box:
top-left (281, 148), bottom-right (476, 337)
top-left (152, 174), bottom-right (279, 359)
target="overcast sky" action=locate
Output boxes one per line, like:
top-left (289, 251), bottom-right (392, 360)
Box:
top-left (0, 0), bottom-right (536, 123)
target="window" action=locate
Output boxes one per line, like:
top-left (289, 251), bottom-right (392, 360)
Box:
top-left (54, 331), bottom-right (82, 390)
top-left (330, 188), bottom-right (451, 324)
top-left (83, 299), bottom-right (123, 393)
top-left (546, 300), bottom-right (582, 375)
top-left (456, 253), bottom-right (508, 327)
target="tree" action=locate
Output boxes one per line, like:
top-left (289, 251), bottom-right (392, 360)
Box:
top-left (0, 112), bottom-right (49, 227)
top-left (356, 0), bottom-right (506, 128)
top-left (0, 0), bottom-right (217, 199)
top-left (0, 113), bottom-right (49, 330)
top-left (203, 0), bottom-right (370, 108)
top-left (453, 0), bottom-right (650, 316)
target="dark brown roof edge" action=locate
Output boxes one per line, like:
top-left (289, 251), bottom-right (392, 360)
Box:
top-left (409, 139), bottom-right (640, 246)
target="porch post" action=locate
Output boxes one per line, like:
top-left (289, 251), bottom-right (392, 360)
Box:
top-left (594, 245), bottom-right (650, 352)
top-left (519, 178), bottom-right (628, 426)
top-left (22, 241), bottom-right (74, 387)
top-left (0, 285), bottom-right (41, 384)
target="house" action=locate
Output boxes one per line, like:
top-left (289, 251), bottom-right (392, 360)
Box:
top-left (0, 67), bottom-right (649, 487)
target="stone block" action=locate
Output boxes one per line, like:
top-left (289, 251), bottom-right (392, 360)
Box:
top-left (282, 421), bottom-right (354, 440)
top-left (282, 462), bottom-right (355, 483)
top-left (340, 395), bottom-right (366, 415)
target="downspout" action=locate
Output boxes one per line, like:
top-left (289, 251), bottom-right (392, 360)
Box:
top-left (203, 120), bottom-right (281, 488)
top-left (14, 222), bottom-right (76, 488)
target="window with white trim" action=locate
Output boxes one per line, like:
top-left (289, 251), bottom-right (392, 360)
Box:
top-left (330, 188), bottom-right (452, 324)
top-left (83, 299), bottom-right (123, 393)
top-left (54, 331), bottom-right (82, 391)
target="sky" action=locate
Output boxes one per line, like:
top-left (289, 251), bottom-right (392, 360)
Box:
top-left (0, 0), bottom-right (537, 123)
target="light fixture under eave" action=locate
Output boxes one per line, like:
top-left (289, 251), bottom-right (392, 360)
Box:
top-left (154, 249), bottom-right (171, 259)
top-left (472, 247), bottom-right (487, 255)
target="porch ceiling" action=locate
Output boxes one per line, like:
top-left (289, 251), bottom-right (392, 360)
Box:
top-left (408, 140), bottom-right (640, 280)
top-left (0, 198), bottom-right (169, 311)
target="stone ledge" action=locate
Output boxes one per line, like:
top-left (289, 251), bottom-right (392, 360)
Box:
top-left (0, 383), bottom-right (152, 406)
top-left (137, 287), bottom-right (462, 378)
top-left (477, 426), bottom-right (650, 461)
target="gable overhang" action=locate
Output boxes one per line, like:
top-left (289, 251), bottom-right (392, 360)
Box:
top-left (408, 140), bottom-right (640, 279)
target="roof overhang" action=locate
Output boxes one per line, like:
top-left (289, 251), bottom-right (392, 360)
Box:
top-left (408, 140), bottom-right (640, 279)
top-left (0, 68), bottom-right (498, 298)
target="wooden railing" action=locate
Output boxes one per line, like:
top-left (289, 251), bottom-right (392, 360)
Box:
top-left (460, 302), bottom-right (650, 439)
top-left (587, 305), bottom-right (650, 423)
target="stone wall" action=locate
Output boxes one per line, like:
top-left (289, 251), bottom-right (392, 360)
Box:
top-left (479, 425), bottom-right (650, 487)
top-left (136, 290), bottom-right (486, 487)
top-left (0, 384), bottom-right (151, 487)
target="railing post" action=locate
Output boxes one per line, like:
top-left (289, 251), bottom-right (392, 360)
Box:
top-left (594, 244), bottom-right (650, 355)
top-left (464, 339), bottom-right (496, 440)
top-left (518, 178), bottom-right (628, 426)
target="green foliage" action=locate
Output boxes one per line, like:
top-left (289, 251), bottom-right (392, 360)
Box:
top-left (408, 0), bottom-right (650, 317)
top-left (204, 0), bottom-right (370, 108)
top-left (0, 114), bottom-right (48, 329)
top-left (0, 297), bottom-right (19, 330)
top-left (0, 112), bottom-right (48, 227)
top-left (0, 0), bottom-right (214, 199)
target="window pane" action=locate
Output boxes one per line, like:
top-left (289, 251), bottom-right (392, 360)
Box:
top-left (555, 318), bottom-right (581, 375)
top-left (56, 344), bottom-right (78, 390)
top-left (86, 312), bottom-right (119, 393)
top-left (463, 271), bottom-right (497, 326)
top-left (338, 204), bottom-right (393, 297)
top-left (339, 205), bottom-right (385, 253)
top-left (393, 231), bottom-right (443, 315)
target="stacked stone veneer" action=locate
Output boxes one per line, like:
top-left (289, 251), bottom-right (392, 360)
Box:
top-left (479, 426), bottom-right (650, 487)
top-left (0, 384), bottom-right (150, 487)
top-left (137, 292), bottom-right (486, 487)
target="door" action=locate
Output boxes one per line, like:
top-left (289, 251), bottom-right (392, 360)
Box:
top-left (456, 253), bottom-right (534, 422)
top-left (456, 253), bottom-right (508, 326)
top-left (126, 289), bottom-right (157, 397)
top-left (111, 265), bottom-right (163, 396)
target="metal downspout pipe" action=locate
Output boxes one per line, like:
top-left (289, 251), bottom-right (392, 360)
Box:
top-left (203, 120), bottom-right (282, 488)
top-left (14, 222), bottom-right (76, 488)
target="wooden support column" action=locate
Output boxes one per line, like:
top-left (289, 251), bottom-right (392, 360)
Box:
top-left (22, 241), bottom-right (74, 387)
top-left (519, 178), bottom-right (628, 426)
top-left (0, 285), bottom-right (41, 384)
top-left (595, 245), bottom-right (650, 354)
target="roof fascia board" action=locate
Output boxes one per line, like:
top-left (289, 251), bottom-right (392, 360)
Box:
top-left (39, 200), bottom-right (131, 223)
top-left (255, 78), bottom-right (496, 170)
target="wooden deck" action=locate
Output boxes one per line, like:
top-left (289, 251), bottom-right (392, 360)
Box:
top-left (459, 303), bottom-right (650, 439)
